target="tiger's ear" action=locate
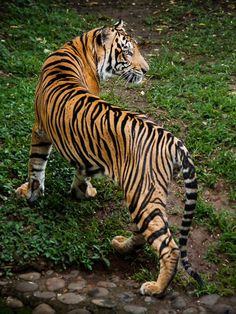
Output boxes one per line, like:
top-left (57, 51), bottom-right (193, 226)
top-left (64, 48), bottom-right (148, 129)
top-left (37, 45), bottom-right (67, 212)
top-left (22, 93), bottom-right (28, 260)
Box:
top-left (96, 28), bottom-right (109, 46)
top-left (114, 19), bottom-right (126, 31)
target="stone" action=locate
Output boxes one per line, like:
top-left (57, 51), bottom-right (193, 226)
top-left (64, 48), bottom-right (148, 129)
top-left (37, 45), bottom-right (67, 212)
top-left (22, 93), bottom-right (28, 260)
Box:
top-left (19, 272), bottom-right (41, 281)
top-left (66, 310), bottom-right (91, 314)
top-left (6, 297), bottom-right (24, 308)
top-left (0, 280), bottom-right (9, 286)
top-left (171, 296), bottom-right (187, 309)
top-left (211, 303), bottom-right (234, 314)
top-left (91, 298), bottom-right (117, 309)
top-left (33, 291), bottom-right (56, 299)
top-left (230, 296), bottom-right (236, 305)
top-left (182, 308), bottom-right (198, 314)
top-left (119, 291), bottom-right (136, 303)
top-left (16, 281), bottom-right (38, 292)
top-left (123, 304), bottom-right (148, 314)
top-left (32, 303), bottom-right (55, 314)
top-left (68, 280), bottom-right (86, 291)
top-left (158, 310), bottom-right (177, 314)
top-left (199, 294), bottom-right (220, 307)
top-left (87, 287), bottom-right (109, 297)
top-left (57, 292), bottom-right (85, 305)
top-left (46, 277), bottom-right (65, 291)
top-left (97, 281), bottom-right (117, 288)
top-left (144, 296), bottom-right (159, 303)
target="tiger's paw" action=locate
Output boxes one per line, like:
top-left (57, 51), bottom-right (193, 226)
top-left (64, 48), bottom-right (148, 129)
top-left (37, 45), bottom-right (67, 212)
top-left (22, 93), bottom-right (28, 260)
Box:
top-left (111, 236), bottom-right (135, 255)
top-left (140, 281), bottom-right (165, 296)
top-left (15, 182), bottom-right (30, 198)
top-left (15, 180), bottom-right (43, 203)
top-left (85, 177), bottom-right (97, 198)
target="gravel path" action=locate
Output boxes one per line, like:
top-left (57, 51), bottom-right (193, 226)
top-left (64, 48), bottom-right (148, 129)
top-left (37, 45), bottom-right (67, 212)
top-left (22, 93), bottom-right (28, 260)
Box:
top-left (1, 270), bottom-right (235, 313)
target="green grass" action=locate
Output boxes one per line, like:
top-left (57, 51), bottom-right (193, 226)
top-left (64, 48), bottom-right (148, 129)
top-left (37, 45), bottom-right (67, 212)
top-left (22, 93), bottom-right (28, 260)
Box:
top-left (0, 0), bottom-right (236, 297)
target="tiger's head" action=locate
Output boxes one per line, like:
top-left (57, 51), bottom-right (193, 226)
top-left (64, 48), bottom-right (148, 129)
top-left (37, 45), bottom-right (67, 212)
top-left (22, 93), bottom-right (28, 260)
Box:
top-left (94, 20), bottom-right (149, 84)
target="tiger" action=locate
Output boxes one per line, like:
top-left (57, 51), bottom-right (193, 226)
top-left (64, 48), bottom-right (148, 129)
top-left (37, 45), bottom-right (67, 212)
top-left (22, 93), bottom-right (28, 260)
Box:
top-left (16, 20), bottom-right (203, 296)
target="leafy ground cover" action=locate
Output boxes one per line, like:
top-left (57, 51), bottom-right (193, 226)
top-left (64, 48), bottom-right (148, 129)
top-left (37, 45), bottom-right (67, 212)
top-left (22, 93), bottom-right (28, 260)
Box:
top-left (0, 0), bottom-right (235, 297)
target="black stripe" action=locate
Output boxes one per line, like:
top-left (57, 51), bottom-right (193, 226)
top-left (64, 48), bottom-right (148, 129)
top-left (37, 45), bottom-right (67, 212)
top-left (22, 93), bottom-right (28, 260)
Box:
top-left (138, 209), bottom-right (164, 233)
top-left (30, 153), bottom-right (48, 160)
top-left (147, 225), bottom-right (167, 245)
top-left (31, 142), bottom-right (51, 147)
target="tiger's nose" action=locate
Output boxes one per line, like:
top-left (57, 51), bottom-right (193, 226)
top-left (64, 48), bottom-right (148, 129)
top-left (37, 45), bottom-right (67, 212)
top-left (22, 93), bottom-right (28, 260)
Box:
top-left (141, 62), bottom-right (149, 74)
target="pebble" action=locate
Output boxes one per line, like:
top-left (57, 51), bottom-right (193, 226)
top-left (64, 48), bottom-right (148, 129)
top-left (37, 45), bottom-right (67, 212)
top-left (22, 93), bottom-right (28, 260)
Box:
top-left (33, 291), bottom-right (56, 299)
top-left (97, 280), bottom-right (117, 288)
top-left (46, 277), bottom-right (65, 291)
top-left (91, 298), bottom-right (117, 308)
top-left (211, 303), bottom-right (234, 314)
top-left (199, 294), bottom-right (220, 307)
top-left (57, 292), bottom-right (85, 304)
top-left (182, 307), bottom-right (198, 314)
top-left (171, 296), bottom-right (187, 309)
top-left (32, 303), bottom-right (56, 314)
top-left (87, 287), bottom-right (109, 297)
top-left (124, 304), bottom-right (148, 314)
top-left (19, 272), bottom-right (41, 281)
top-left (68, 280), bottom-right (87, 291)
top-left (6, 296), bottom-right (23, 308)
top-left (66, 310), bottom-right (91, 314)
top-left (119, 291), bottom-right (136, 303)
top-left (15, 281), bottom-right (38, 292)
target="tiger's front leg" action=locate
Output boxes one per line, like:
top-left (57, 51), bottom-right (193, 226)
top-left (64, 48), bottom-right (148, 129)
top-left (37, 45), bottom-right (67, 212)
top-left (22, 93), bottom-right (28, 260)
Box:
top-left (70, 168), bottom-right (97, 199)
top-left (16, 123), bottom-right (52, 202)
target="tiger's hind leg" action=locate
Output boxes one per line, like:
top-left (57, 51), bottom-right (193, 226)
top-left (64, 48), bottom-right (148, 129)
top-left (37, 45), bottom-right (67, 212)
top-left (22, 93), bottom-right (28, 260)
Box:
top-left (111, 224), bottom-right (146, 254)
top-left (139, 209), bottom-right (180, 296)
top-left (16, 123), bottom-right (52, 202)
top-left (70, 168), bottom-right (97, 199)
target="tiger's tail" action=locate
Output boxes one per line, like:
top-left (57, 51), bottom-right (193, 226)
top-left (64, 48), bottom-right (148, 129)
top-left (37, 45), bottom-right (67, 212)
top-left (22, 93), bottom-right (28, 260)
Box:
top-left (176, 140), bottom-right (204, 287)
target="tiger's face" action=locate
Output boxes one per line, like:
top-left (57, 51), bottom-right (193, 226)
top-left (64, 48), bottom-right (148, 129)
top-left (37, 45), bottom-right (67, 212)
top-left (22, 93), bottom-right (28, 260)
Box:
top-left (95, 20), bottom-right (149, 84)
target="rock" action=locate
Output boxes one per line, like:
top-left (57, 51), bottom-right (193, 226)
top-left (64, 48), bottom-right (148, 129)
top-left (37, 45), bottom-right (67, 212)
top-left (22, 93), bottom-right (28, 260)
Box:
top-left (6, 297), bottom-right (24, 308)
top-left (66, 309), bottom-right (91, 314)
top-left (211, 303), bottom-right (234, 314)
top-left (33, 291), bottom-right (56, 299)
top-left (97, 281), bottom-right (117, 288)
top-left (230, 296), bottom-right (236, 305)
top-left (119, 291), bottom-right (136, 303)
top-left (157, 310), bottom-right (177, 314)
top-left (0, 280), bottom-right (9, 286)
top-left (46, 277), bottom-right (65, 291)
top-left (15, 281), bottom-right (38, 292)
top-left (57, 292), bottom-right (85, 305)
top-left (182, 308), bottom-right (198, 314)
top-left (197, 306), bottom-right (208, 314)
top-left (91, 298), bottom-right (117, 309)
top-left (199, 294), bottom-right (220, 307)
top-left (46, 270), bottom-right (54, 276)
top-left (171, 296), bottom-right (187, 309)
top-left (68, 280), bottom-right (86, 291)
top-left (32, 303), bottom-right (56, 314)
top-left (166, 291), bottom-right (180, 300)
top-left (19, 272), bottom-right (41, 281)
top-left (87, 287), bottom-right (109, 297)
top-left (123, 304), bottom-right (148, 314)
top-left (144, 296), bottom-right (159, 303)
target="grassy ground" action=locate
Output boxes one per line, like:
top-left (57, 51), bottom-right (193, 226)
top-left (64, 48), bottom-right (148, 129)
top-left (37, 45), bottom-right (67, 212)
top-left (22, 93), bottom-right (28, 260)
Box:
top-left (0, 0), bottom-right (235, 297)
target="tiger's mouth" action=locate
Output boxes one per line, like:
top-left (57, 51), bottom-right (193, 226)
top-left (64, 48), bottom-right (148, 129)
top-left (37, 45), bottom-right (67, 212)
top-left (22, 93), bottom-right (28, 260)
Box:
top-left (122, 70), bottom-right (144, 84)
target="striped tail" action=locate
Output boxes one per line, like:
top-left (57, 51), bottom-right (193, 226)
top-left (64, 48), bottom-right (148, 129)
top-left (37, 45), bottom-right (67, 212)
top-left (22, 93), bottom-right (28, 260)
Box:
top-left (177, 141), bottom-right (204, 287)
